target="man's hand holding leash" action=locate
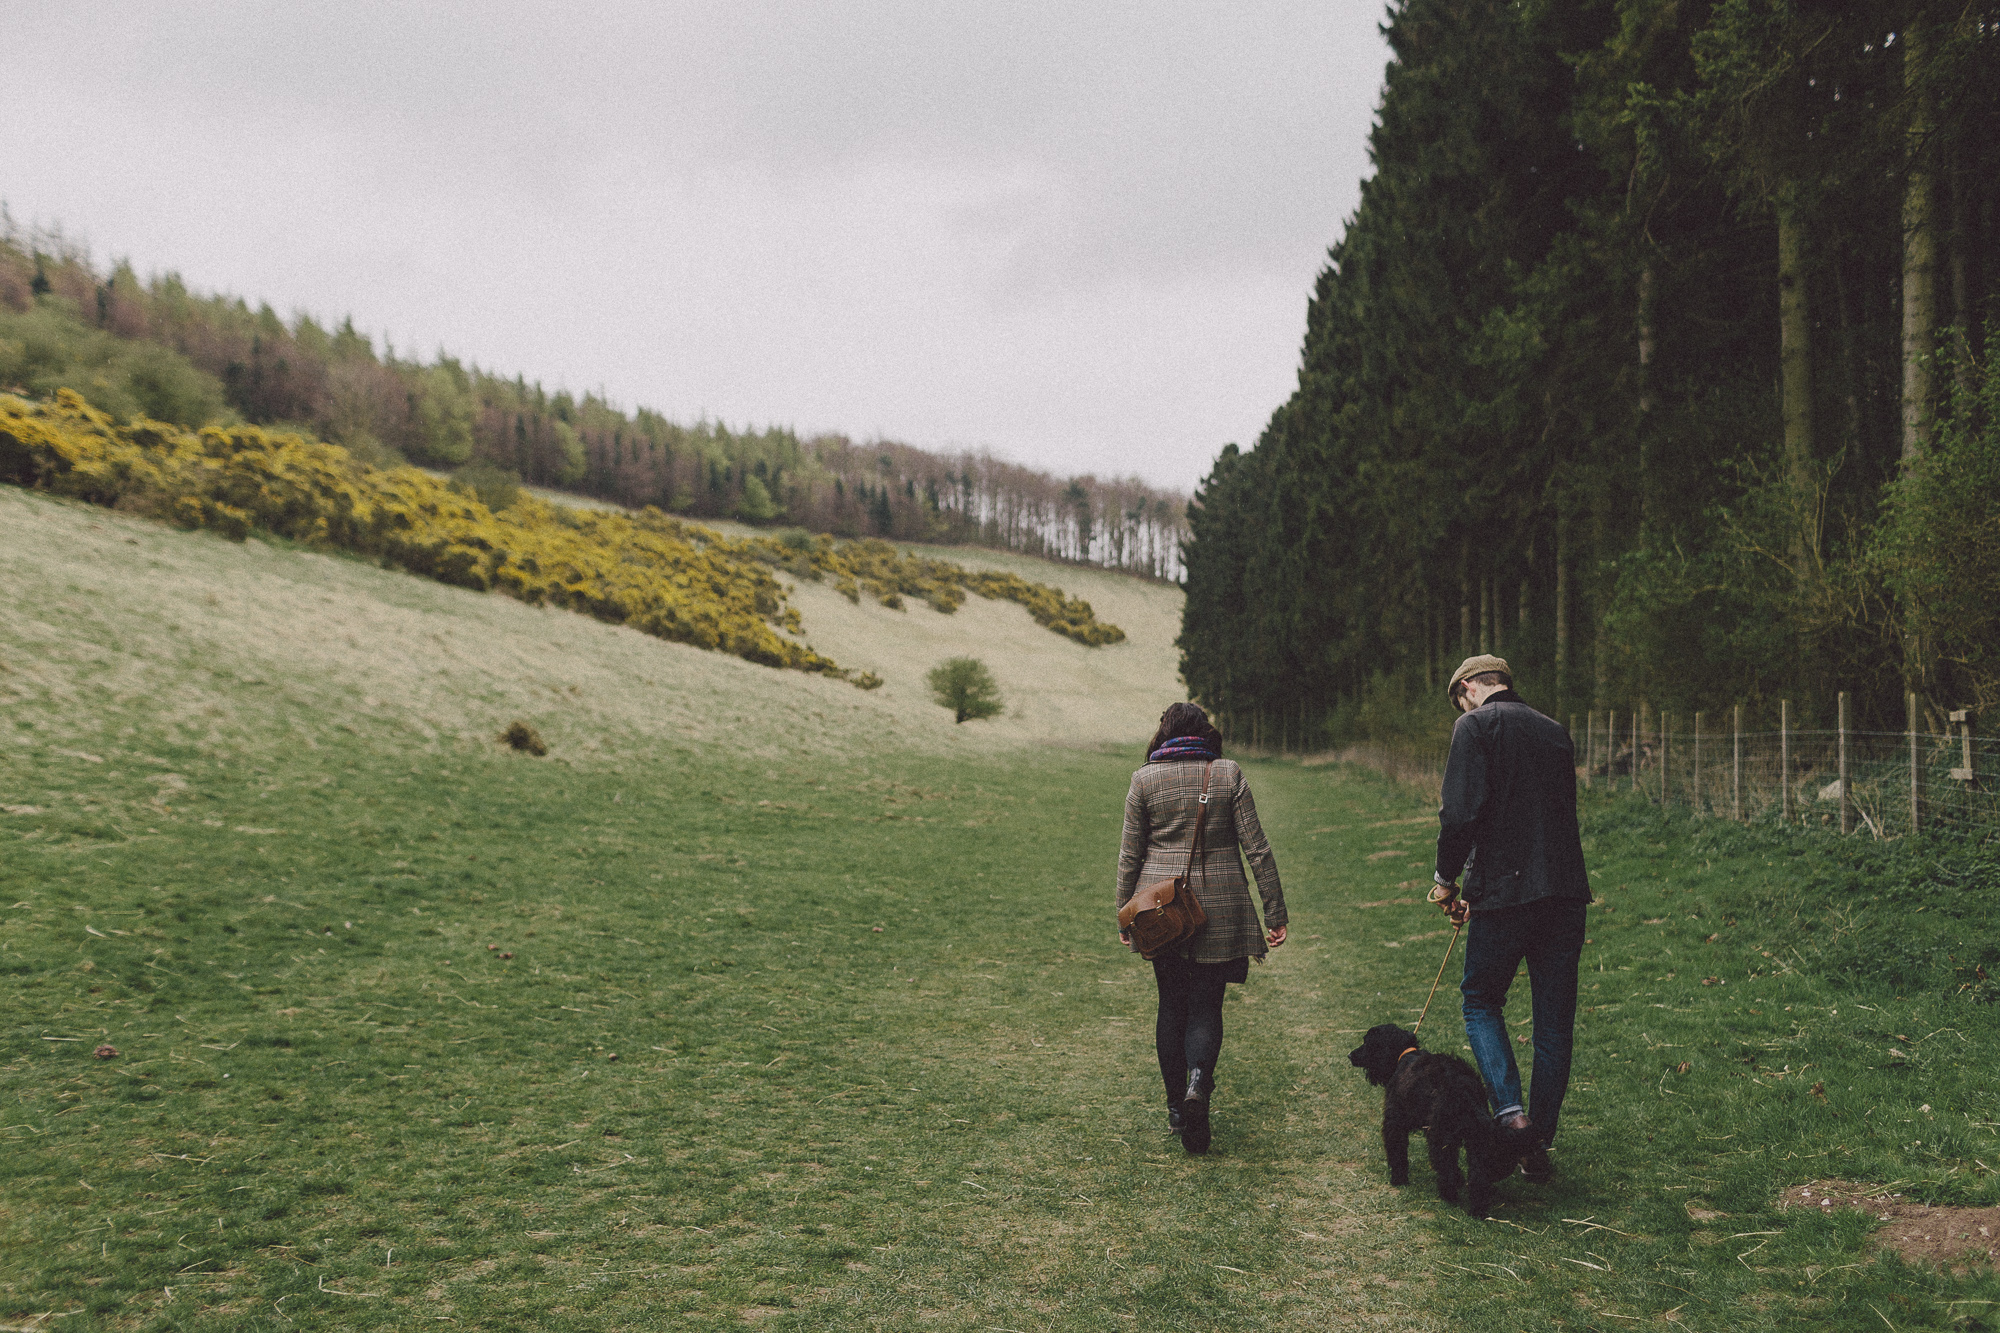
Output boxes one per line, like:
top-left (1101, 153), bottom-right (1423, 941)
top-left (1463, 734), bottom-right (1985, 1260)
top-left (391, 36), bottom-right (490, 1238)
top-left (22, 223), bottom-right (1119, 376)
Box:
top-left (1429, 875), bottom-right (1470, 926)
top-left (1410, 875), bottom-right (1467, 1033)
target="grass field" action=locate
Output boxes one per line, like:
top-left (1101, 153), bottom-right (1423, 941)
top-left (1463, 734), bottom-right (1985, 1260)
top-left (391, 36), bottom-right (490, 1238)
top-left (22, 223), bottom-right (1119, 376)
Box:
top-left (6, 485), bottom-right (2000, 1331)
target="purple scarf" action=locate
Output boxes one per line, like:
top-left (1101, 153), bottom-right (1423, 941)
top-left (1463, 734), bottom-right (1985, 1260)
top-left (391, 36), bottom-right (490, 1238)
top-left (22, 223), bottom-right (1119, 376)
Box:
top-left (1149, 734), bottom-right (1219, 763)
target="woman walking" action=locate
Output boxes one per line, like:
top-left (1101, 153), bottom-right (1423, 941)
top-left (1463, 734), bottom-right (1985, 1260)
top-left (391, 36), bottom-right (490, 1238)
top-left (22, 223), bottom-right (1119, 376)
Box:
top-left (1116, 703), bottom-right (1287, 1154)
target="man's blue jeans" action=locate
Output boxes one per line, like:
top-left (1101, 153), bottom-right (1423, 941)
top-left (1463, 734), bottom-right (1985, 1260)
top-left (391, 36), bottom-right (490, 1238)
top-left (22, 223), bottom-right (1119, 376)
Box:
top-left (1460, 896), bottom-right (1588, 1144)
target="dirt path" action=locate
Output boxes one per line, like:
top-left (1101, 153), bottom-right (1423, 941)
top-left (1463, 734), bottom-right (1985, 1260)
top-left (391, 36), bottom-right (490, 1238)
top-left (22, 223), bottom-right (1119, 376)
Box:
top-left (1214, 756), bottom-right (1454, 1329)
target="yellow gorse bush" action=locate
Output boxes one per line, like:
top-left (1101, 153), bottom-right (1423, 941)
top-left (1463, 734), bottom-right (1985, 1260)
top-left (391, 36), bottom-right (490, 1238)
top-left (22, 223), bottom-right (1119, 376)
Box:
top-left (0, 390), bottom-right (1124, 676)
top-left (733, 533), bottom-right (1126, 648)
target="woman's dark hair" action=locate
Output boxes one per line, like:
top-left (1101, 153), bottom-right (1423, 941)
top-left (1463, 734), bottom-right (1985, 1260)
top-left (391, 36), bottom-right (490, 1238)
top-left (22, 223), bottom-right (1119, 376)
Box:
top-left (1146, 702), bottom-right (1223, 758)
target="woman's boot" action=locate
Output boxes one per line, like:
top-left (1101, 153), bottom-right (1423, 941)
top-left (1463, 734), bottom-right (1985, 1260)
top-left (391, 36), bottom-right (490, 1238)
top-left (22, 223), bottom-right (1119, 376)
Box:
top-left (1162, 1064), bottom-right (1187, 1135)
top-left (1181, 1068), bottom-right (1212, 1155)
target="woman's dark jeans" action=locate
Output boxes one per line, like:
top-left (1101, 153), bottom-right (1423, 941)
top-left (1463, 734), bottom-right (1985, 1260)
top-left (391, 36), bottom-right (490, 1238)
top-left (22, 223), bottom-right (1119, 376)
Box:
top-left (1459, 896), bottom-right (1588, 1143)
top-left (1152, 955), bottom-right (1241, 1099)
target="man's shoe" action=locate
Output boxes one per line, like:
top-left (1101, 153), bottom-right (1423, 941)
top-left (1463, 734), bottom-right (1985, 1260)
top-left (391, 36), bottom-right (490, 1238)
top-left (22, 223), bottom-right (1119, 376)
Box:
top-left (1521, 1143), bottom-right (1554, 1183)
top-left (1483, 1112), bottom-right (1529, 1181)
top-left (1181, 1069), bottom-right (1212, 1155)
top-left (1167, 1104), bottom-right (1185, 1135)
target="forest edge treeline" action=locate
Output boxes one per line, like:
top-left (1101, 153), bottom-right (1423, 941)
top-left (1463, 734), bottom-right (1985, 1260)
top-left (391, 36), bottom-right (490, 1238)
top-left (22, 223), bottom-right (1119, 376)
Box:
top-left (0, 217), bottom-right (1186, 581)
top-left (1178, 0), bottom-right (2000, 759)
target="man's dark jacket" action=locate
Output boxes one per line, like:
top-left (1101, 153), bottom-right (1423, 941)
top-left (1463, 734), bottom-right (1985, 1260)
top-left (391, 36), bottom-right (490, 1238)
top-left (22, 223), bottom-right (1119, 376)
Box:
top-left (1435, 690), bottom-right (1591, 912)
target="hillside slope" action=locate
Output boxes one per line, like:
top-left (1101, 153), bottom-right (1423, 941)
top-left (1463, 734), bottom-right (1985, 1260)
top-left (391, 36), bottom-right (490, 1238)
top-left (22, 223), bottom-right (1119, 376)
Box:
top-left (0, 486), bottom-right (1183, 767)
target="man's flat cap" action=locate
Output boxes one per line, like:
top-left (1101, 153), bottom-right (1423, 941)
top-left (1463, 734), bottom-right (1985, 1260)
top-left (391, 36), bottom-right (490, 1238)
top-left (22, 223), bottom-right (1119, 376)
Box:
top-left (1447, 654), bottom-right (1511, 695)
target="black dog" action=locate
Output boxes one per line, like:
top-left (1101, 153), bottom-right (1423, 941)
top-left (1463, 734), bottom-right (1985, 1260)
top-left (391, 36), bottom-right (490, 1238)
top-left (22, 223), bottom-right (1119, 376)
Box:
top-left (1348, 1023), bottom-right (1527, 1216)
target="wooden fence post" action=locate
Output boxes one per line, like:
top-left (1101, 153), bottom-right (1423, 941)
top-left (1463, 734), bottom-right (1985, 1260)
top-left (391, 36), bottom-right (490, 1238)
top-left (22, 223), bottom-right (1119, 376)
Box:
top-left (1838, 690), bottom-right (1852, 835)
top-left (1595, 711), bottom-right (1604, 788)
top-left (1694, 712), bottom-right (1703, 815)
top-left (1605, 710), bottom-right (1615, 791)
top-left (1780, 699), bottom-right (1791, 823)
top-left (1733, 705), bottom-right (1743, 821)
top-left (1631, 706), bottom-right (1641, 795)
top-left (1909, 691), bottom-right (1921, 835)
top-left (1662, 713), bottom-right (1672, 807)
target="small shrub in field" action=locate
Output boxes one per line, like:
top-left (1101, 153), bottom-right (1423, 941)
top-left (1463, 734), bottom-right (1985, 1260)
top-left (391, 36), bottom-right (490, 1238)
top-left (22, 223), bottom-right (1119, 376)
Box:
top-left (852, 671), bottom-right (884, 691)
top-left (500, 721), bottom-right (548, 756)
top-left (927, 657), bottom-right (1003, 723)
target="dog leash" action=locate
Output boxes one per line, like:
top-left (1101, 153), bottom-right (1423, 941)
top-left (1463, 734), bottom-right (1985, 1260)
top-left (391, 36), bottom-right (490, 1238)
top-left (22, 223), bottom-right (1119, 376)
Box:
top-left (1410, 919), bottom-right (1464, 1034)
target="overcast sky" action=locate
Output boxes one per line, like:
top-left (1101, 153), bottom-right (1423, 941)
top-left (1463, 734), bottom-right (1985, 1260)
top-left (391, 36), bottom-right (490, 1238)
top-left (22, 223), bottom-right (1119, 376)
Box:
top-left (3, 1), bottom-right (1389, 491)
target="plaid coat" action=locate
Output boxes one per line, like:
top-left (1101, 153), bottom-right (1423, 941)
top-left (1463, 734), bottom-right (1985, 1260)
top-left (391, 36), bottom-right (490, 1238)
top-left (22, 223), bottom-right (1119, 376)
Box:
top-left (1116, 758), bottom-right (1287, 963)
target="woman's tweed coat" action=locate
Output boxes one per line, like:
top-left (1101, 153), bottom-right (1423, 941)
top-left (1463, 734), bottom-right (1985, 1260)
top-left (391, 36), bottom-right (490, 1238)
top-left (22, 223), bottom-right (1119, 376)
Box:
top-left (1116, 758), bottom-right (1286, 964)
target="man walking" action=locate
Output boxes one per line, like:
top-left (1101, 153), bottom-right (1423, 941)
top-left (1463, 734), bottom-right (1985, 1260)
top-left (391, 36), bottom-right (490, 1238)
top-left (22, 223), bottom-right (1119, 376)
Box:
top-left (1427, 655), bottom-right (1591, 1182)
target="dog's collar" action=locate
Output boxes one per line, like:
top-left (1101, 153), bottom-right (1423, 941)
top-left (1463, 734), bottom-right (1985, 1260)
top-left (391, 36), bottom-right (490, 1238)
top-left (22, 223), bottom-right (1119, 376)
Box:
top-left (1396, 1046), bottom-right (1420, 1063)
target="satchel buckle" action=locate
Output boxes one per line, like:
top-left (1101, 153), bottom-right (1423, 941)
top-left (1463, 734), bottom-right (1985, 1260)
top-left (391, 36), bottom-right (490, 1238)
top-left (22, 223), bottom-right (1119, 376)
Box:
top-left (1196, 794), bottom-right (1209, 805)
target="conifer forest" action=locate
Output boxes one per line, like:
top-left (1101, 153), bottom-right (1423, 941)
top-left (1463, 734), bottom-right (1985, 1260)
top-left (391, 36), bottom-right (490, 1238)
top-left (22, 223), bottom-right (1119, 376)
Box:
top-left (1178, 0), bottom-right (2000, 749)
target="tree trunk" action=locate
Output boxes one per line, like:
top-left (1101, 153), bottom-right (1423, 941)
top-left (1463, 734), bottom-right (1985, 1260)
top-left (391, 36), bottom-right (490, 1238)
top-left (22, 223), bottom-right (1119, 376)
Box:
top-left (1983, 187), bottom-right (1996, 366)
top-left (1555, 530), bottom-right (1570, 714)
top-left (1902, 21), bottom-right (1936, 461)
top-left (1591, 484), bottom-right (1610, 710)
top-left (1552, 548), bottom-right (1568, 704)
top-left (1437, 606), bottom-right (1449, 687)
top-left (1951, 168), bottom-right (1975, 401)
top-left (1422, 575), bottom-right (1436, 691)
top-left (1777, 195), bottom-right (1816, 583)
top-left (1830, 242), bottom-right (1865, 460)
top-left (1459, 541), bottom-right (1473, 658)
top-left (1479, 575), bottom-right (1492, 655)
top-left (1636, 264), bottom-right (1658, 535)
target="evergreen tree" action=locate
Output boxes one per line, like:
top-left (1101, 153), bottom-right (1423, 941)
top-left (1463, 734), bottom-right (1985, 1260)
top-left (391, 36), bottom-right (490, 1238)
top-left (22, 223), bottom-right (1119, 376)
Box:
top-left (1177, 0), bottom-right (2000, 741)
top-left (927, 657), bottom-right (1004, 723)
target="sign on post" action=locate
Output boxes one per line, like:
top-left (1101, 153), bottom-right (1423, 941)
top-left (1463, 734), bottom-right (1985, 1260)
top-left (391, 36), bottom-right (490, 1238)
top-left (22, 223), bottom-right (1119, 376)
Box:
top-left (1951, 709), bottom-right (1978, 786)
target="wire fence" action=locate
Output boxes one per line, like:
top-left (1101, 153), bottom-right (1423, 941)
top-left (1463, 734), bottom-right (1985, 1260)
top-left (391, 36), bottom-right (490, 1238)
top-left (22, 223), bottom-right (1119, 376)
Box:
top-left (1573, 696), bottom-right (1999, 841)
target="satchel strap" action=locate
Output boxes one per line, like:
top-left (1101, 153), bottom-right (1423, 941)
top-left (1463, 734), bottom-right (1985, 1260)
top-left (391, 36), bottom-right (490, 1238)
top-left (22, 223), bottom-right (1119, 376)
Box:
top-left (1187, 760), bottom-right (1215, 876)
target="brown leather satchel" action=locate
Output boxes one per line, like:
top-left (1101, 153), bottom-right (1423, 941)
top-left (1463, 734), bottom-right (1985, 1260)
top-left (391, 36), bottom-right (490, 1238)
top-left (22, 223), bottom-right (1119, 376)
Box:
top-left (1118, 761), bottom-right (1214, 960)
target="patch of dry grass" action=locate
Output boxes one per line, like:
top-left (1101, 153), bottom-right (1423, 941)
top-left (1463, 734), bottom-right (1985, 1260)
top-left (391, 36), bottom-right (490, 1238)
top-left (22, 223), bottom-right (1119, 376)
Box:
top-left (0, 487), bottom-right (1183, 768)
